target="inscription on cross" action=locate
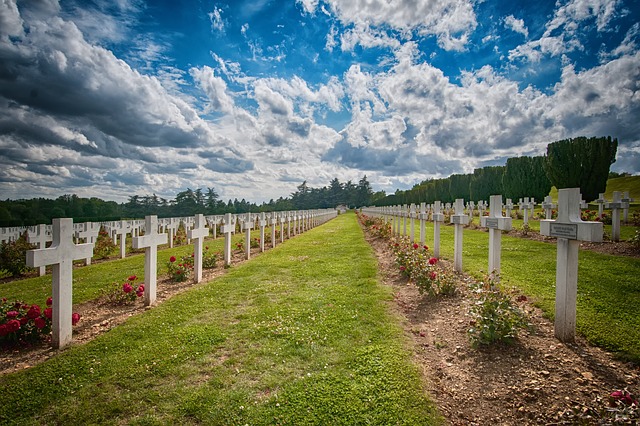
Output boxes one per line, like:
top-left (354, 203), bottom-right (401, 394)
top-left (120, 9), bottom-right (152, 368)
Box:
top-left (26, 219), bottom-right (94, 349)
top-left (540, 188), bottom-right (602, 342)
top-left (133, 215), bottom-right (168, 306)
top-left (188, 214), bottom-right (209, 283)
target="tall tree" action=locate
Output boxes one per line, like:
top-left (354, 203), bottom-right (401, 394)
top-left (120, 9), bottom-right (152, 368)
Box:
top-left (544, 136), bottom-right (618, 201)
top-left (503, 156), bottom-right (552, 201)
top-left (469, 166), bottom-right (505, 202)
top-left (449, 174), bottom-right (472, 201)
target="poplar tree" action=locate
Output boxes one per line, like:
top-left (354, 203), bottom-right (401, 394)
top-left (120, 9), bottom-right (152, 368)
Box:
top-left (543, 136), bottom-right (618, 201)
top-left (503, 156), bottom-right (552, 201)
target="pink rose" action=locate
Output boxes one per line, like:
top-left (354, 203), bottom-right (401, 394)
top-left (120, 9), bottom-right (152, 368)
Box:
top-left (128, 275), bottom-right (137, 281)
top-left (6, 310), bottom-right (18, 319)
top-left (44, 308), bottom-right (52, 319)
top-left (122, 283), bottom-right (133, 293)
top-left (27, 305), bottom-right (41, 319)
top-left (46, 297), bottom-right (53, 306)
top-left (71, 313), bottom-right (81, 326)
top-left (6, 319), bottom-right (20, 332)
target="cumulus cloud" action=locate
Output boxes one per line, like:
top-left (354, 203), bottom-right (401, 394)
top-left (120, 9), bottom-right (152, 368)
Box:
top-left (504, 15), bottom-right (528, 38)
top-left (190, 66), bottom-right (235, 114)
top-left (209, 6), bottom-right (225, 33)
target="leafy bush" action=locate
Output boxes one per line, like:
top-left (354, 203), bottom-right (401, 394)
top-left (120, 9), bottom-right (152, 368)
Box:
top-left (630, 230), bottom-right (640, 250)
top-left (202, 246), bottom-right (221, 269)
top-left (167, 255), bottom-right (193, 282)
top-left (0, 233), bottom-right (35, 277)
top-left (102, 275), bottom-right (144, 305)
top-left (468, 281), bottom-right (529, 348)
top-left (93, 227), bottom-right (116, 259)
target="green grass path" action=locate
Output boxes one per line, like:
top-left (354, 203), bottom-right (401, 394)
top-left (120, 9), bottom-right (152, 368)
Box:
top-left (0, 213), bottom-right (441, 425)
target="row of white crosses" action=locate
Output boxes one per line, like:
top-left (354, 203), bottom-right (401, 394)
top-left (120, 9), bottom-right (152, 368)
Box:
top-left (24, 208), bottom-right (338, 350)
top-left (363, 187), bottom-right (604, 343)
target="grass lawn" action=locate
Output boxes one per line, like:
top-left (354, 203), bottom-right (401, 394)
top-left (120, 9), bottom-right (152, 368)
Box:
top-left (0, 213), bottom-right (441, 425)
top-left (404, 218), bottom-right (640, 363)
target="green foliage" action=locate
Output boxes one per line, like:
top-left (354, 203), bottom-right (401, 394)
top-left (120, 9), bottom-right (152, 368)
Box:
top-left (93, 227), bottom-right (116, 259)
top-left (469, 166), bottom-right (505, 201)
top-left (449, 173), bottom-right (472, 201)
top-left (101, 275), bottom-right (144, 305)
top-left (544, 136), bottom-right (618, 202)
top-left (503, 156), bottom-right (552, 201)
top-left (467, 281), bottom-right (529, 348)
top-left (167, 254), bottom-right (193, 282)
top-left (0, 298), bottom-right (52, 345)
top-left (630, 230), bottom-right (640, 250)
top-left (0, 233), bottom-right (34, 277)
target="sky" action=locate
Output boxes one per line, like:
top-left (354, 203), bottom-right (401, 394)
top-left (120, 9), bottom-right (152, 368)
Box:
top-left (1, 0), bottom-right (639, 204)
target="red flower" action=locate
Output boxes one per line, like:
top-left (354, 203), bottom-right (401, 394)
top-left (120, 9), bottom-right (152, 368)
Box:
top-left (44, 308), bottom-right (52, 319)
top-left (0, 324), bottom-right (8, 337)
top-left (423, 245), bottom-right (429, 250)
top-left (399, 266), bottom-right (406, 272)
top-left (20, 317), bottom-right (28, 326)
top-left (6, 319), bottom-right (20, 332)
top-left (413, 243), bottom-right (419, 249)
top-left (170, 256), bottom-right (176, 263)
top-left (71, 313), bottom-right (81, 326)
top-left (138, 284), bottom-right (145, 292)
top-left (128, 275), bottom-right (137, 281)
top-left (6, 310), bottom-right (18, 319)
top-left (122, 283), bottom-right (133, 293)
top-left (34, 317), bottom-right (47, 329)
top-left (46, 297), bottom-right (53, 306)
top-left (205, 246), bottom-right (209, 250)
top-left (430, 271), bottom-right (437, 280)
top-left (428, 257), bottom-right (438, 265)
top-left (27, 304), bottom-right (41, 319)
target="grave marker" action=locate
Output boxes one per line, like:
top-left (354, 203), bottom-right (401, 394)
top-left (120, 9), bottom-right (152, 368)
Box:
top-left (622, 191), bottom-right (634, 224)
top-left (419, 202), bottom-right (427, 246)
top-left (187, 214), bottom-right (209, 283)
top-left (542, 195), bottom-right (556, 220)
top-left (480, 195), bottom-right (512, 280)
top-left (242, 213), bottom-right (254, 259)
top-left (133, 215), bottom-right (168, 305)
top-left (409, 204), bottom-right (416, 243)
top-left (433, 201), bottom-right (444, 258)
top-left (221, 213), bottom-right (235, 266)
top-left (540, 188), bottom-right (603, 342)
top-left (26, 218), bottom-right (94, 349)
top-left (450, 199), bottom-right (470, 272)
top-left (27, 224), bottom-right (52, 276)
top-left (505, 198), bottom-right (514, 218)
top-left (595, 193), bottom-right (606, 219)
top-left (605, 191), bottom-right (628, 242)
top-left (258, 212), bottom-right (267, 252)
top-left (115, 220), bottom-right (131, 259)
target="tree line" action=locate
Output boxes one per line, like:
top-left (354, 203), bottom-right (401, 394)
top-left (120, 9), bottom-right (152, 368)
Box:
top-left (374, 136), bottom-right (619, 207)
top-left (0, 176), bottom-right (381, 227)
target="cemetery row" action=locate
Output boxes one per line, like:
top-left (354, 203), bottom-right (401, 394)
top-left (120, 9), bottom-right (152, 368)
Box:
top-left (362, 188), bottom-right (632, 345)
top-left (12, 208), bottom-right (338, 349)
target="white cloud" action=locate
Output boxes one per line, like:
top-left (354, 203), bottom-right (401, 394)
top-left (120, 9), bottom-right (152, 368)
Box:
top-left (296, 0), bottom-right (319, 14)
top-left (504, 15), bottom-right (528, 38)
top-left (209, 6), bottom-right (225, 33)
top-left (190, 66), bottom-right (235, 114)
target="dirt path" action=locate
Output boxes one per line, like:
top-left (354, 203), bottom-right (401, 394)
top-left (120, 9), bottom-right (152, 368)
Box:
top-left (364, 231), bottom-right (639, 425)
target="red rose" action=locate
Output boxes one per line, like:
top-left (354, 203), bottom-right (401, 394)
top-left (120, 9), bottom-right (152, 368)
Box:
top-left (6, 319), bottom-right (20, 332)
top-left (6, 310), bottom-right (18, 319)
top-left (428, 257), bottom-right (438, 265)
top-left (71, 313), bottom-right (81, 326)
top-left (27, 305), bottom-right (41, 319)
top-left (0, 324), bottom-right (8, 336)
top-left (423, 245), bottom-right (429, 250)
top-left (46, 297), bottom-right (53, 306)
top-left (170, 256), bottom-right (176, 263)
top-left (399, 266), bottom-right (406, 271)
top-left (20, 317), bottom-right (28, 326)
top-left (430, 271), bottom-right (437, 280)
top-left (122, 283), bottom-right (133, 293)
top-left (34, 317), bottom-right (47, 329)
top-left (413, 243), bottom-right (419, 249)
top-left (128, 275), bottom-right (137, 281)
top-left (44, 308), bottom-right (52, 319)
top-left (138, 284), bottom-right (145, 292)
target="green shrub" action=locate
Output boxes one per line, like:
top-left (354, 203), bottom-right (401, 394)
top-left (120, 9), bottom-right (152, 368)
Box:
top-left (0, 233), bottom-right (34, 277)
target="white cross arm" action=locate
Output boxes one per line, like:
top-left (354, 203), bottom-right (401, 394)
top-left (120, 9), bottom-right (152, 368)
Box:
top-left (133, 232), bottom-right (167, 249)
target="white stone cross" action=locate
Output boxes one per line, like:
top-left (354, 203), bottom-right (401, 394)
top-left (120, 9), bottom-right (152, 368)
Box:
top-left (269, 213), bottom-right (277, 248)
top-left (26, 218), bottom-right (94, 349)
top-left (433, 201), bottom-right (445, 258)
top-left (187, 214), bottom-right (209, 283)
top-left (279, 213), bottom-right (286, 243)
top-left (419, 202), bottom-right (427, 246)
top-left (622, 191), bottom-right (634, 224)
top-left (27, 224), bottom-right (52, 276)
top-left (595, 193), bottom-right (606, 219)
top-left (541, 195), bottom-right (556, 220)
top-left (76, 222), bottom-right (99, 265)
top-left (114, 220), bottom-right (131, 259)
top-left (519, 198), bottom-right (531, 225)
top-left (258, 212), bottom-right (267, 252)
top-left (165, 219), bottom-right (179, 248)
top-left (221, 213), bottom-right (235, 266)
top-left (242, 213), bottom-right (254, 259)
top-left (450, 198), bottom-right (470, 272)
top-left (529, 198), bottom-right (536, 219)
top-left (505, 198), bottom-right (514, 218)
top-left (287, 212), bottom-right (293, 238)
top-left (480, 195), bottom-right (512, 280)
top-left (409, 203), bottom-right (416, 243)
top-left (606, 191), bottom-right (628, 242)
top-left (540, 188), bottom-right (603, 342)
top-left (133, 215), bottom-right (168, 306)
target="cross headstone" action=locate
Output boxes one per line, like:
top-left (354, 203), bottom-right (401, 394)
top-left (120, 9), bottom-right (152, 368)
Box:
top-left (450, 199), bottom-right (470, 272)
top-left (166, 219), bottom-right (178, 248)
top-left (26, 218), bottom-right (93, 349)
top-left (27, 224), bottom-right (52, 276)
top-left (242, 213), bottom-right (254, 259)
top-left (505, 198), bottom-right (514, 218)
top-left (133, 215), bottom-right (168, 305)
top-left (622, 191), bottom-right (634, 224)
top-left (409, 204), bottom-right (416, 243)
top-left (76, 222), bottom-right (99, 265)
top-left (114, 220), bottom-right (131, 259)
top-left (258, 212), bottom-right (267, 252)
top-left (433, 201), bottom-right (444, 258)
top-left (519, 198), bottom-right (531, 225)
top-left (221, 213), bottom-right (235, 266)
top-left (542, 195), bottom-right (556, 220)
top-left (419, 202), bottom-right (427, 246)
top-left (279, 213), bottom-right (286, 243)
top-left (187, 214), bottom-right (209, 283)
top-left (269, 213), bottom-right (277, 248)
top-left (540, 188), bottom-right (603, 342)
top-left (480, 195), bottom-right (512, 280)
top-left (606, 191), bottom-right (628, 242)
top-left (595, 193), bottom-right (606, 219)
top-left (529, 198), bottom-right (536, 219)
